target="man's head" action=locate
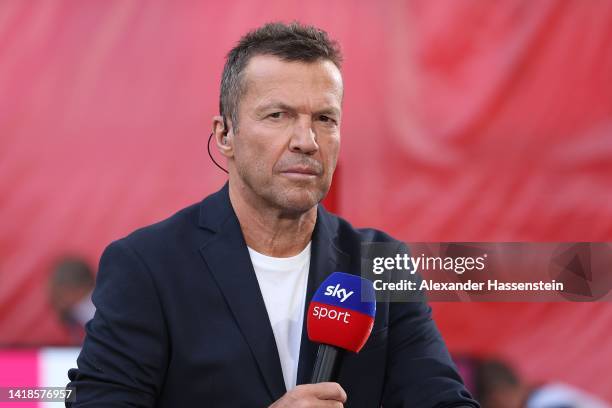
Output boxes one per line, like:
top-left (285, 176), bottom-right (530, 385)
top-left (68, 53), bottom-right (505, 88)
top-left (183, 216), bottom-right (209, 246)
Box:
top-left (475, 360), bottom-right (527, 408)
top-left (49, 257), bottom-right (95, 322)
top-left (213, 22), bottom-right (344, 215)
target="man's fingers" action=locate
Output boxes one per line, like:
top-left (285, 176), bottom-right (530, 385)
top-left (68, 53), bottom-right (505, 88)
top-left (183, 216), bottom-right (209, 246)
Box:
top-left (269, 383), bottom-right (347, 407)
top-left (317, 401), bottom-right (345, 408)
top-left (309, 382), bottom-right (347, 402)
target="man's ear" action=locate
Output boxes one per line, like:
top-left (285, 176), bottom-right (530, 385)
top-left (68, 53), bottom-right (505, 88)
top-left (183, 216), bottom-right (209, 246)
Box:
top-left (212, 115), bottom-right (233, 158)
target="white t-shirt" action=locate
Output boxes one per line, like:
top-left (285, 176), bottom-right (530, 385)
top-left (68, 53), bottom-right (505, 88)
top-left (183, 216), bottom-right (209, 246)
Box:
top-left (248, 242), bottom-right (311, 391)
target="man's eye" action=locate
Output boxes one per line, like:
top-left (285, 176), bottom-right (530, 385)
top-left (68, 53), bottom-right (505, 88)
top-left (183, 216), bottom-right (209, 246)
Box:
top-left (268, 112), bottom-right (283, 119)
top-left (318, 115), bottom-right (337, 124)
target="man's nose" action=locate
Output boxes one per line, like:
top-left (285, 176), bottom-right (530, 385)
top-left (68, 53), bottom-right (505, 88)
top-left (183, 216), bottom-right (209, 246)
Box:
top-left (289, 117), bottom-right (319, 154)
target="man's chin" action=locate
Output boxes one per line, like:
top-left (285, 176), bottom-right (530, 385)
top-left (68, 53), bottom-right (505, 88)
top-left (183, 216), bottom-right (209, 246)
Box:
top-left (275, 189), bottom-right (325, 214)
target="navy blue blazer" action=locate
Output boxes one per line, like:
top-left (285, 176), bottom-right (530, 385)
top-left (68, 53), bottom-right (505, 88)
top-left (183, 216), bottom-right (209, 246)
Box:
top-left (67, 183), bottom-right (478, 407)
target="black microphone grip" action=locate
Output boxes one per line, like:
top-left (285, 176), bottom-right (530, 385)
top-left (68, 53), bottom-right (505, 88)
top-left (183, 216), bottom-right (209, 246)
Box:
top-left (310, 344), bottom-right (344, 383)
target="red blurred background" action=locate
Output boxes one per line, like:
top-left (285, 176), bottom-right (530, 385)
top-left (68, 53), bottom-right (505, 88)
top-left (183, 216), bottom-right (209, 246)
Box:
top-left (1, 0), bottom-right (611, 402)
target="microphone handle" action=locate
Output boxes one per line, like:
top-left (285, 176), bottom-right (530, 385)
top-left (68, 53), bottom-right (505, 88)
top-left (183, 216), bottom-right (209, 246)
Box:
top-left (310, 344), bottom-right (344, 383)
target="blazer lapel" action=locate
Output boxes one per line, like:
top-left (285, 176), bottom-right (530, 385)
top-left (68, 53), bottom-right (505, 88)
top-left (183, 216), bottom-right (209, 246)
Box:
top-left (296, 206), bottom-right (351, 385)
top-left (198, 185), bottom-right (286, 401)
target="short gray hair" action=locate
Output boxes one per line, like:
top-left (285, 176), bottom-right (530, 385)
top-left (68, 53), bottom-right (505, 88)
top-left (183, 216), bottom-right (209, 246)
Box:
top-left (219, 22), bottom-right (342, 133)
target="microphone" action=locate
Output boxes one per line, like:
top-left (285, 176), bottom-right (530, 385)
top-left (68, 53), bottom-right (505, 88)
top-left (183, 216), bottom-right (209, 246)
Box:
top-left (307, 272), bottom-right (376, 383)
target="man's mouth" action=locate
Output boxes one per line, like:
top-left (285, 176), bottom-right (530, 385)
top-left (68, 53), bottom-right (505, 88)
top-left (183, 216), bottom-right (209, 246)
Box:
top-left (282, 166), bottom-right (319, 175)
top-left (280, 165), bottom-right (321, 179)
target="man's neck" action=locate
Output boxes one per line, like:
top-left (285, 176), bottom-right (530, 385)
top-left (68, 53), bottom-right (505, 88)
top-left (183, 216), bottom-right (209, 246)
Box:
top-left (228, 182), bottom-right (316, 258)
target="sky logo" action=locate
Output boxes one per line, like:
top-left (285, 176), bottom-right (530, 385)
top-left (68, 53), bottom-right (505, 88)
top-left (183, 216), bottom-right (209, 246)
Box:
top-left (324, 284), bottom-right (354, 303)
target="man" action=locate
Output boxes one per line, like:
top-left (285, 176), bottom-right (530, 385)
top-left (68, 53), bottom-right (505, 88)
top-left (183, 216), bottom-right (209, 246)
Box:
top-left (470, 359), bottom-right (610, 408)
top-left (49, 256), bottom-right (96, 345)
top-left (67, 22), bottom-right (478, 407)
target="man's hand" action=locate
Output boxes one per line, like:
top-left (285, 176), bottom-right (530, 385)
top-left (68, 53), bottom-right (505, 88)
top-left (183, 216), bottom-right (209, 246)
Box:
top-left (269, 382), bottom-right (347, 407)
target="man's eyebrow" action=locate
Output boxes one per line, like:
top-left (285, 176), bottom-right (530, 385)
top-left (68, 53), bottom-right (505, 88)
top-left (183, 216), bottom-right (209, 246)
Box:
top-left (255, 101), bottom-right (294, 112)
top-left (255, 101), bottom-right (341, 116)
top-left (314, 107), bottom-right (341, 117)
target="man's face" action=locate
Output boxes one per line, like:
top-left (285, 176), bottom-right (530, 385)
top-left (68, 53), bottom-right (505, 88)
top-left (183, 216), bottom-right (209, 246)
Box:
top-left (228, 54), bottom-right (343, 214)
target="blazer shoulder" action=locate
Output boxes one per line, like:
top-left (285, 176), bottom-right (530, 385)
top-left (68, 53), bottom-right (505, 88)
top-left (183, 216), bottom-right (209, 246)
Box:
top-left (116, 200), bottom-right (204, 254)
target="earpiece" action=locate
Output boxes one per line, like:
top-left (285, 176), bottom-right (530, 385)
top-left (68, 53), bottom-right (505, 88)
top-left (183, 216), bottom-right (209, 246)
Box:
top-left (207, 115), bottom-right (230, 174)
top-left (222, 116), bottom-right (230, 145)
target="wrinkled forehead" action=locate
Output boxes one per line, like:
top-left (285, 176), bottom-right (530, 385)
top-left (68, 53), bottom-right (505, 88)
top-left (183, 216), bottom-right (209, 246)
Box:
top-left (240, 54), bottom-right (344, 110)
